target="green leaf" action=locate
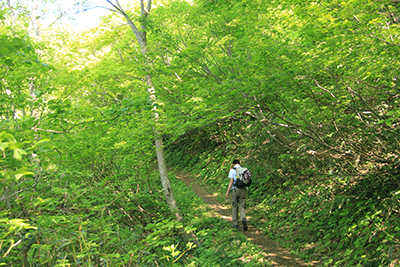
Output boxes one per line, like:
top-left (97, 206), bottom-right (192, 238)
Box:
top-left (13, 168), bottom-right (34, 180)
top-left (0, 142), bottom-right (10, 151)
top-left (13, 148), bottom-right (27, 160)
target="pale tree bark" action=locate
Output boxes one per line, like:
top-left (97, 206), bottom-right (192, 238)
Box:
top-left (106, 0), bottom-right (181, 221)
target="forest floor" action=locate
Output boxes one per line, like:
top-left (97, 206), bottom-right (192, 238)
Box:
top-left (175, 172), bottom-right (320, 267)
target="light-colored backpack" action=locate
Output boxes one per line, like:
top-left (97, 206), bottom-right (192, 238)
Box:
top-left (233, 167), bottom-right (252, 188)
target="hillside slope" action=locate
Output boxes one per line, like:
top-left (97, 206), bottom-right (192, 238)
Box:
top-left (166, 121), bottom-right (400, 266)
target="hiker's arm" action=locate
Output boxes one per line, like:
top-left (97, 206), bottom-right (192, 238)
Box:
top-left (226, 178), bottom-right (234, 198)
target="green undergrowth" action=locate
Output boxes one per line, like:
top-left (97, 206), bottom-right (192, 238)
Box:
top-left (165, 124), bottom-right (400, 266)
top-left (1, 166), bottom-right (269, 266)
top-left (250, 178), bottom-right (400, 266)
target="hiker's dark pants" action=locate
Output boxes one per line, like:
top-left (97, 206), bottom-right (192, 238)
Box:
top-left (231, 187), bottom-right (247, 226)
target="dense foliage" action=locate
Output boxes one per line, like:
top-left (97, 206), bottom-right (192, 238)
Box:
top-left (1, 0), bottom-right (399, 266)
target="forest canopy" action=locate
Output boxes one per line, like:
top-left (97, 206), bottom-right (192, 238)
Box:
top-left (1, 0), bottom-right (399, 266)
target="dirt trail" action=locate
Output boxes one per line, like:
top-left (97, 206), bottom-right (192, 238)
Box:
top-left (176, 173), bottom-right (319, 267)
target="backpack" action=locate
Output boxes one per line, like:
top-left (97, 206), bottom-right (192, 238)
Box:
top-left (233, 167), bottom-right (252, 188)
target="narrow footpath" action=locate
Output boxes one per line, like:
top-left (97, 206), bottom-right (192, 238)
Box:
top-left (175, 172), bottom-right (320, 267)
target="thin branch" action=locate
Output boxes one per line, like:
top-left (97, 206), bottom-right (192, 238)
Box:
top-left (200, 61), bottom-right (222, 83)
top-left (105, 0), bottom-right (124, 14)
top-left (31, 128), bottom-right (66, 134)
top-left (344, 81), bottom-right (381, 119)
top-left (368, 33), bottom-right (400, 46)
top-left (94, 80), bottom-right (121, 102)
top-left (177, 23), bottom-right (188, 47)
top-left (32, 114), bottom-right (121, 134)
top-left (314, 79), bottom-right (335, 98)
top-left (0, 175), bottom-right (41, 201)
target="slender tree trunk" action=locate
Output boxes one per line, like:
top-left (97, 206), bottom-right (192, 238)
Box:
top-left (108, 0), bottom-right (181, 220)
top-left (155, 136), bottom-right (181, 220)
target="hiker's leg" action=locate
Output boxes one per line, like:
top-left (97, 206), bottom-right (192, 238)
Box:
top-left (238, 188), bottom-right (247, 221)
top-left (231, 188), bottom-right (239, 226)
top-left (238, 188), bottom-right (248, 231)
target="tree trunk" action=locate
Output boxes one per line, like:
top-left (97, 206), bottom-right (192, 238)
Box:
top-left (108, 0), bottom-right (181, 220)
top-left (155, 136), bottom-right (181, 220)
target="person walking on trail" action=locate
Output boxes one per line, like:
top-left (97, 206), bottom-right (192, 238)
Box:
top-left (226, 159), bottom-right (248, 231)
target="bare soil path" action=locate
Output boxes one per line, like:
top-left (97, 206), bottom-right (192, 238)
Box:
top-left (175, 172), bottom-right (320, 267)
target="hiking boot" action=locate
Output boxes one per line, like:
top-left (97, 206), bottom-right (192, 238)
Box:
top-left (242, 219), bottom-right (248, 231)
top-left (232, 224), bottom-right (238, 229)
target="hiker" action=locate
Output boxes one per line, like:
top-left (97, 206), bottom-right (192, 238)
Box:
top-left (226, 159), bottom-right (248, 231)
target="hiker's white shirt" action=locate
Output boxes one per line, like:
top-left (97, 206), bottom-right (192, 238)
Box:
top-left (228, 164), bottom-right (241, 189)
